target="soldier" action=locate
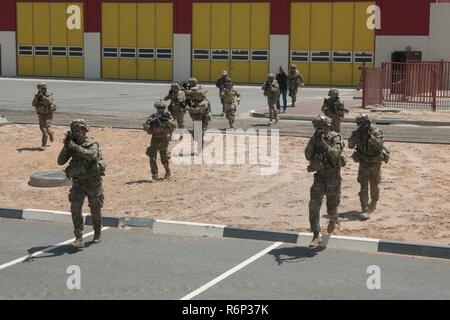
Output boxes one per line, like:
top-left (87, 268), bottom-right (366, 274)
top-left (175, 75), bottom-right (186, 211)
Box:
top-left (144, 101), bottom-right (176, 181)
top-left (261, 74), bottom-right (280, 125)
top-left (305, 115), bottom-right (345, 248)
top-left (32, 82), bottom-right (56, 150)
top-left (186, 88), bottom-right (211, 147)
top-left (57, 119), bottom-right (106, 248)
top-left (164, 83), bottom-right (186, 131)
top-left (220, 80), bottom-right (241, 129)
top-left (287, 64), bottom-right (305, 107)
top-left (321, 88), bottom-right (349, 133)
top-left (216, 71), bottom-right (231, 116)
top-left (348, 114), bottom-right (389, 217)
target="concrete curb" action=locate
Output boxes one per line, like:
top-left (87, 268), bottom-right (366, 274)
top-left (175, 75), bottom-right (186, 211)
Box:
top-left (250, 111), bottom-right (450, 127)
top-left (1, 207), bottom-right (449, 259)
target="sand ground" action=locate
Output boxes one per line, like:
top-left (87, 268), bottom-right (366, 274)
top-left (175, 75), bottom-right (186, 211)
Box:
top-left (0, 124), bottom-right (449, 244)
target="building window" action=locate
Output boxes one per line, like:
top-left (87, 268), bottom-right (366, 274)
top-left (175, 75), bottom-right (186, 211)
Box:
top-left (103, 47), bottom-right (118, 58)
top-left (138, 48), bottom-right (154, 59)
top-left (211, 49), bottom-right (229, 61)
top-left (333, 51), bottom-right (352, 63)
top-left (311, 51), bottom-right (330, 63)
top-left (156, 48), bottom-right (172, 60)
top-left (18, 45), bottom-right (33, 56)
top-left (291, 50), bottom-right (309, 62)
top-left (34, 46), bottom-right (49, 56)
top-left (120, 48), bottom-right (136, 58)
top-left (251, 50), bottom-right (268, 61)
top-left (52, 46), bottom-right (67, 57)
top-left (354, 52), bottom-right (374, 64)
top-left (69, 47), bottom-right (84, 57)
top-left (193, 49), bottom-right (209, 60)
top-left (231, 50), bottom-right (249, 61)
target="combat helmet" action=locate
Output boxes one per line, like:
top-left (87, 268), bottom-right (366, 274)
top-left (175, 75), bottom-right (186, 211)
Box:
top-left (188, 77), bottom-right (198, 86)
top-left (355, 113), bottom-right (371, 126)
top-left (37, 82), bottom-right (47, 90)
top-left (289, 64), bottom-right (297, 69)
top-left (328, 88), bottom-right (339, 96)
top-left (312, 115), bottom-right (332, 129)
top-left (70, 119), bottom-right (89, 132)
top-left (171, 83), bottom-right (179, 90)
top-left (267, 73), bottom-right (275, 80)
top-left (154, 100), bottom-right (166, 109)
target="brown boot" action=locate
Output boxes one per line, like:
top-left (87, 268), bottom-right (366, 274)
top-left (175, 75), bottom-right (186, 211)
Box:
top-left (93, 231), bottom-right (101, 243)
top-left (164, 169), bottom-right (171, 179)
top-left (327, 220), bottom-right (337, 234)
top-left (71, 238), bottom-right (84, 248)
top-left (309, 232), bottom-right (321, 248)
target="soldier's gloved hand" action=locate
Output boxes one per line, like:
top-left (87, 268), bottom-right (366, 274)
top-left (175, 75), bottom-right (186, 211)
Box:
top-left (66, 139), bottom-right (77, 150)
top-left (318, 135), bottom-right (329, 149)
top-left (63, 133), bottom-right (73, 148)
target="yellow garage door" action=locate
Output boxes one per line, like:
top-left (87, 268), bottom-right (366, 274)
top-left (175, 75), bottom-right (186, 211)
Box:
top-left (290, 2), bottom-right (311, 84)
top-left (17, 2), bottom-right (84, 77)
top-left (331, 2), bottom-right (354, 85)
top-left (353, 2), bottom-right (375, 85)
top-left (310, 3), bottom-right (332, 85)
top-left (101, 2), bottom-right (172, 80)
top-left (192, 2), bottom-right (269, 84)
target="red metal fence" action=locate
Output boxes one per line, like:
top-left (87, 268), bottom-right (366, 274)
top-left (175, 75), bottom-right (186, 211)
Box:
top-left (363, 61), bottom-right (450, 111)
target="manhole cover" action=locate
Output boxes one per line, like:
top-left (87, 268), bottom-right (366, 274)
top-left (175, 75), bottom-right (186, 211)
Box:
top-left (29, 170), bottom-right (72, 188)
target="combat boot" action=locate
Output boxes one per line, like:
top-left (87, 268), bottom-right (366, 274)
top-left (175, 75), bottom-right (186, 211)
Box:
top-left (327, 220), bottom-right (337, 234)
top-left (368, 201), bottom-right (378, 213)
top-left (72, 238), bottom-right (84, 248)
top-left (164, 168), bottom-right (171, 179)
top-left (152, 174), bottom-right (159, 181)
top-left (309, 232), bottom-right (321, 248)
top-left (93, 231), bottom-right (101, 243)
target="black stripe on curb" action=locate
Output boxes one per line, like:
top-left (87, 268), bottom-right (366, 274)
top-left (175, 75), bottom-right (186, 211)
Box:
top-left (122, 216), bottom-right (154, 228)
top-left (223, 227), bottom-right (299, 244)
top-left (85, 216), bottom-right (121, 228)
top-left (0, 207), bottom-right (23, 219)
top-left (378, 240), bottom-right (450, 259)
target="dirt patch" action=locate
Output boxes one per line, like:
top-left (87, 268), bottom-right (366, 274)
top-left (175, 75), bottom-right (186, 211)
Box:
top-left (1, 124), bottom-right (449, 245)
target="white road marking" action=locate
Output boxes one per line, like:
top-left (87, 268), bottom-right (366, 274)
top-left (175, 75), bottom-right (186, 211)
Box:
top-left (0, 227), bottom-right (110, 271)
top-left (180, 241), bottom-right (283, 300)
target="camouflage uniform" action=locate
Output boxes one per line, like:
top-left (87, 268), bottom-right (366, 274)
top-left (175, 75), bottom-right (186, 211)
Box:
top-left (348, 114), bottom-right (389, 213)
top-left (164, 83), bottom-right (186, 129)
top-left (262, 74), bottom-right (280, 124)
top-left (144, 102), bottom-right (176, 180)
top-left (186, 88), bottom-right (211, 137)
top-left (32, 82), bottom-right (56, 148)
top-left (321, 89), bottom-right (347, 133)
top-left (57, 119), bottom-right (106, 247)
top-left (305, 115), bottom-right (344, 246)
top-left (220, 82), bottom-right (240, 129)
top-left (216, 72), bottom-right (231, 114)
top-left (287, 65), bottom-right (305, 107)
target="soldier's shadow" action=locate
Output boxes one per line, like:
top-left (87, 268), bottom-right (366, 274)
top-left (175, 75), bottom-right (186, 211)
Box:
top-left (338, 210), bottom-right (368, 222)
top-left (16, 147), bottom-right (43, 152)
top-left (269, 246), bottom-right (326, 265)
top-left (125, 179), bottom-right (153, 185)
top-left (23, 242), bottom-right (94, 262)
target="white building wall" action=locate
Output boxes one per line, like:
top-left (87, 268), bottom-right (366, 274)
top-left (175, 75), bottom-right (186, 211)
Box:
top-left (269, 35), bottom-right (289, 75)
top-left (429, 3), bottom-right (450, 61)
top-left (84, 32), bottom-right (101, 79)
top-left (173, 33), bottom-right (191, 81)
top-left (374, 36), bottom-right (430, 66)
top-left (0, 31), bottom-right (17, 76)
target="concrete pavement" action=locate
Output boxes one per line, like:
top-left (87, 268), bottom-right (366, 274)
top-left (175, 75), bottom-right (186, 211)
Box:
top-left (1, 218), bottom-right (449, 300)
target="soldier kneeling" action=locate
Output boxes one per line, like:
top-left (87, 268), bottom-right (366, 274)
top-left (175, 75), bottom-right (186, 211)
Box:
top-left (144, 101), bottom-right (176, 181)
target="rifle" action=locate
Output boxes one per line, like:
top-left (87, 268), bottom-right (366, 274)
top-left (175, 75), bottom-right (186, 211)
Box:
top-left (145, 112), bottom-right (171, 128)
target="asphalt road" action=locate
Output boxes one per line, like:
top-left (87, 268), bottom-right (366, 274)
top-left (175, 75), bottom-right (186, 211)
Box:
top-left (0, 77), bottom-right (357, 117)
top-left (1, 218), bottom-right (449, 300)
